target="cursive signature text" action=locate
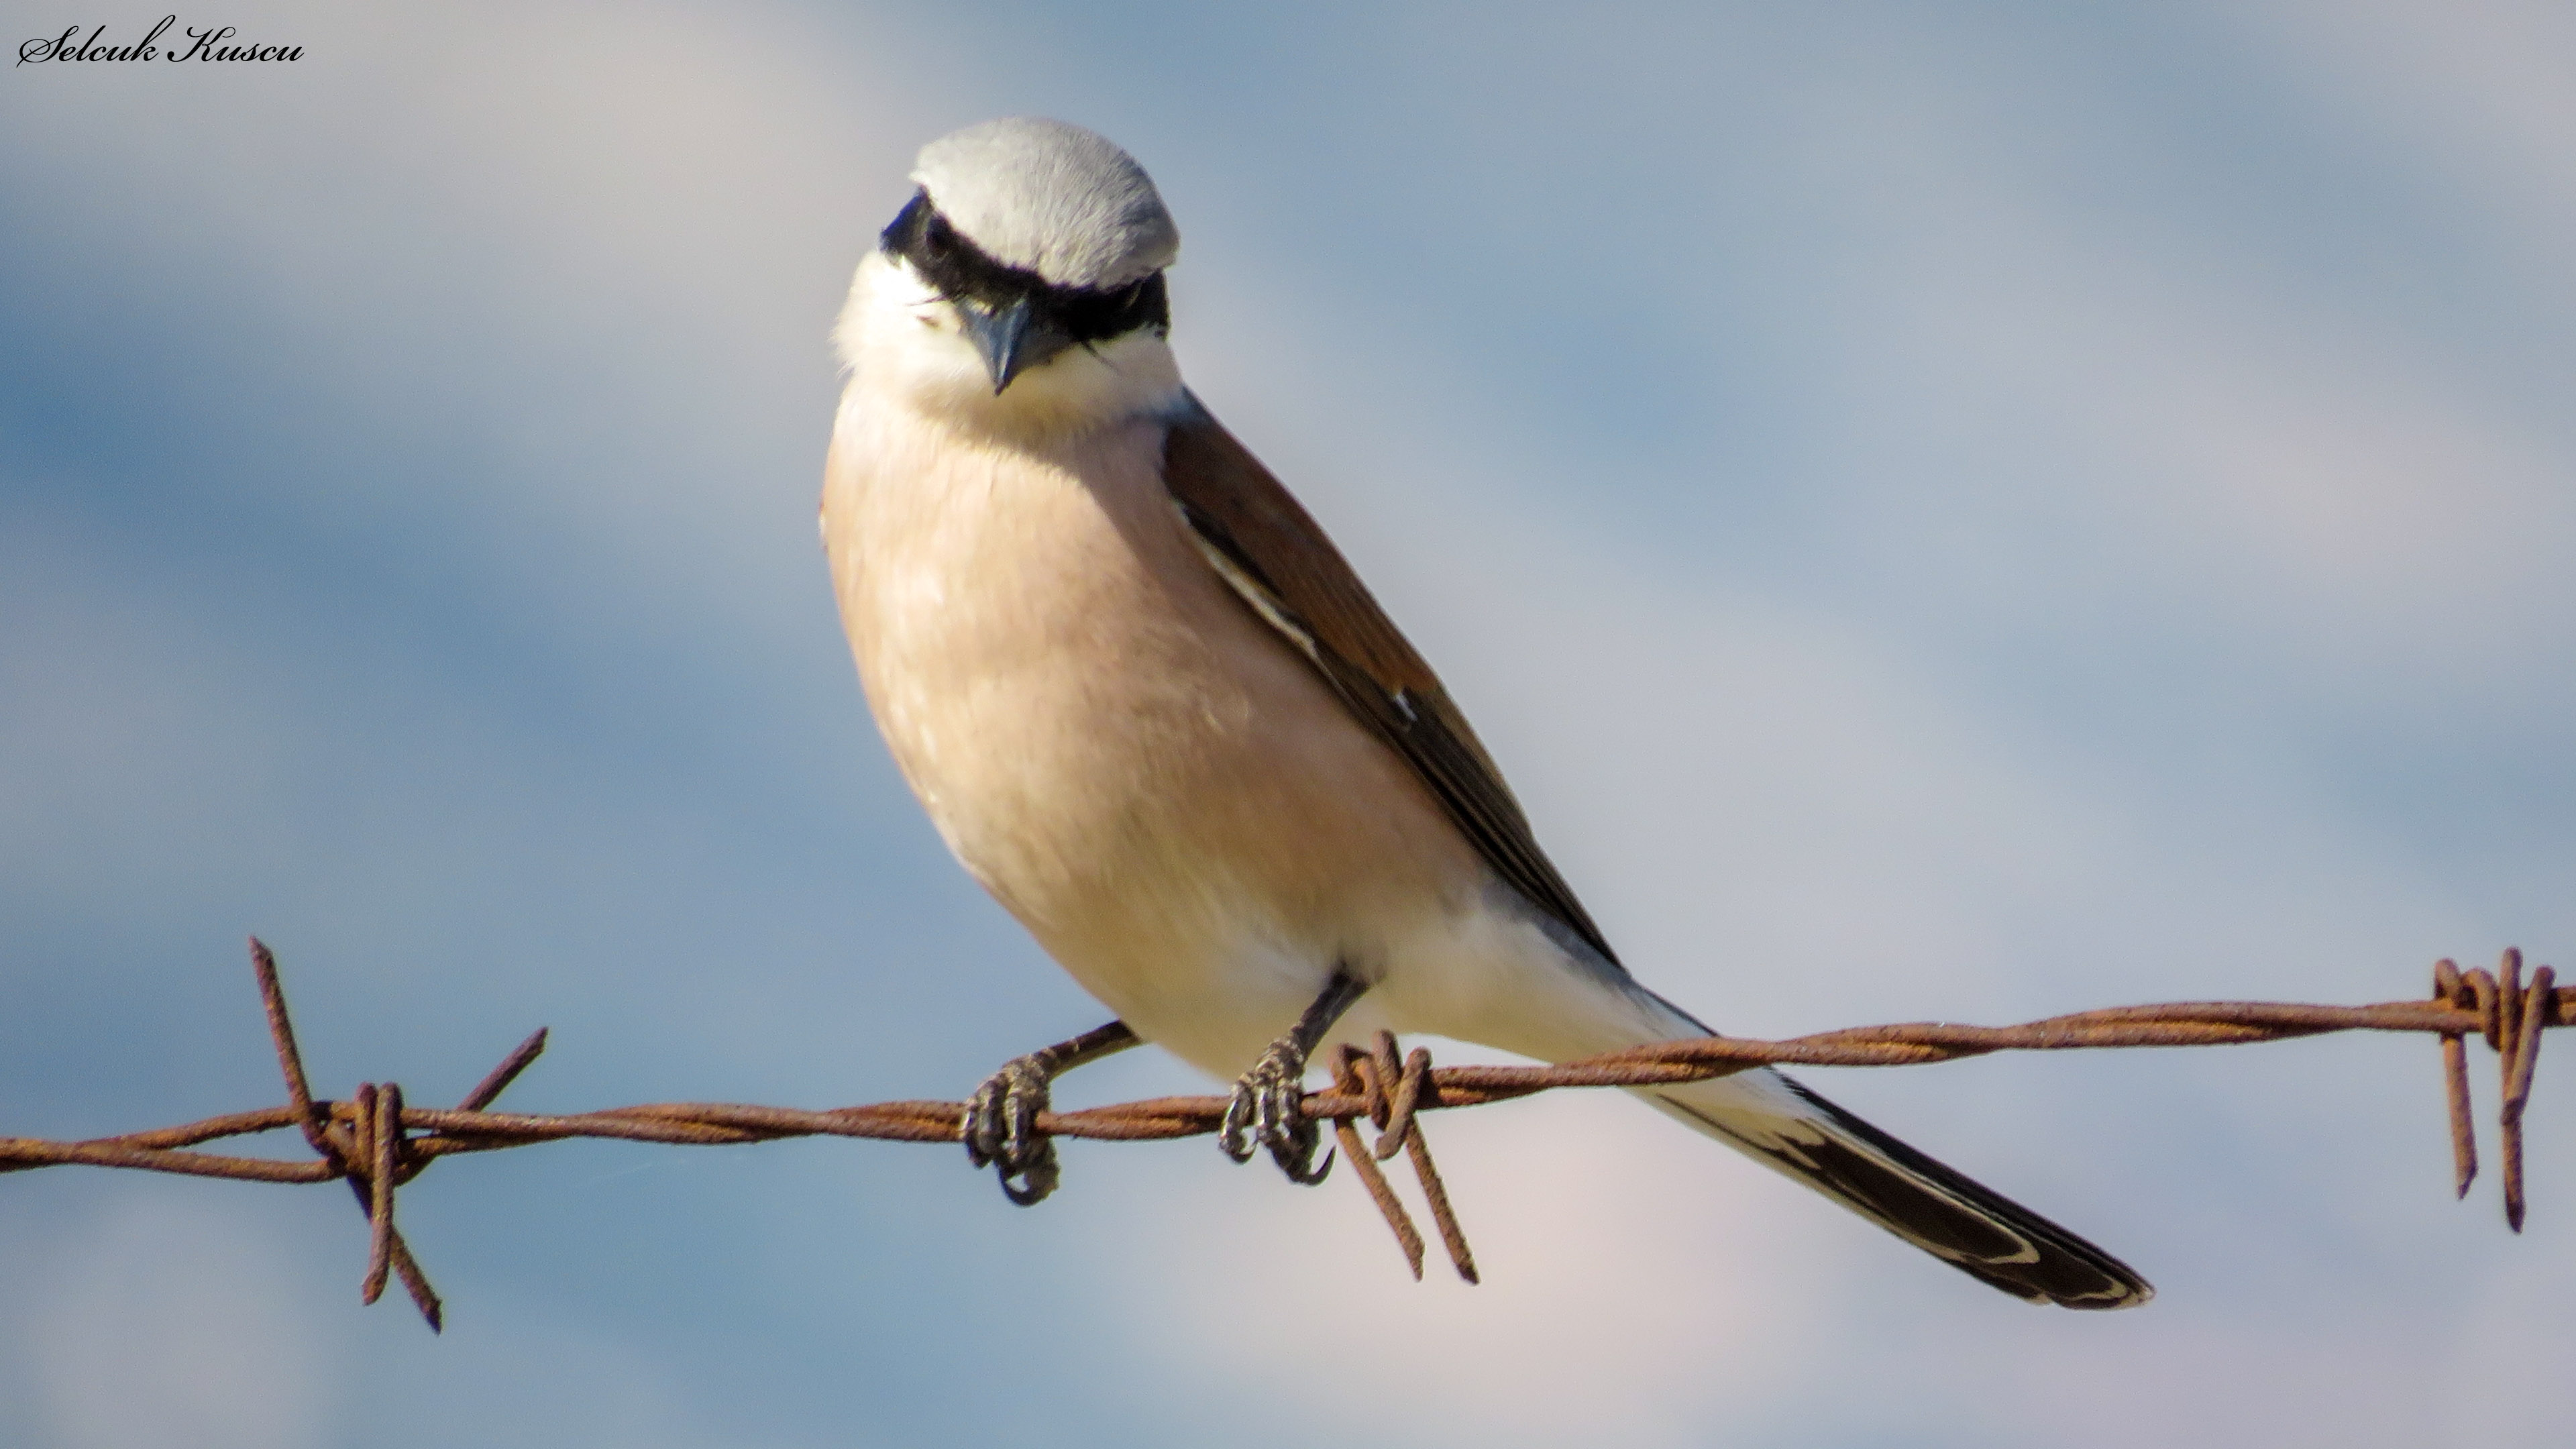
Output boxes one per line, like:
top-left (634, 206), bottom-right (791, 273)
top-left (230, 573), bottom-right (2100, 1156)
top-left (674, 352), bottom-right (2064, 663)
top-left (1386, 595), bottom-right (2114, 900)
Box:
top-left (19, 17), bottom-right (303, 66)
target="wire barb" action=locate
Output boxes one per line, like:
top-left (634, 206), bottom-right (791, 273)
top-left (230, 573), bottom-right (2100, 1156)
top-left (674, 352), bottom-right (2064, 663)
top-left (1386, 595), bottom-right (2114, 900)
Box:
top-left (252, 936), bottom-right (333, 1163)
top-left (459, 1029), bottom-right (550, 1115)
top-left (1328, 1035), bottom-right (1478, 1282)
top-left (262, 940), bottom-right (533, 1329)
top-left (2429, 950), bottom-right (2559, 1232)
top-left (4, 943), bottom-right (2567, 1324)
top-left (1335, 1032), bottom-right (1474, 1283)
top-left (1328, 1109), bottom-right (1424, 1279)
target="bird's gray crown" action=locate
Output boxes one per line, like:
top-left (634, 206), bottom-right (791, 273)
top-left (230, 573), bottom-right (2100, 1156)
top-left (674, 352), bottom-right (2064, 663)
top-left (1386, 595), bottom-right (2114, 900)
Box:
top-left (908, 118), bottom-right (1179, 290)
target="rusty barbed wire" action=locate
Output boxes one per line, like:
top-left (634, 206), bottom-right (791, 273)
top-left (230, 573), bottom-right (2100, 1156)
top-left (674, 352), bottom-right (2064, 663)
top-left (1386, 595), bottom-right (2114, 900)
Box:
top-left (2, 939), bottom-right (2564, 1326)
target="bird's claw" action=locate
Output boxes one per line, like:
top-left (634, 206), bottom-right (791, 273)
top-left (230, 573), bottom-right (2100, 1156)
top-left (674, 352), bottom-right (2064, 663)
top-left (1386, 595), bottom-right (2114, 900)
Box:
top-left (1219, 1037), bottom-right (1334, 1184)
top-left (963, 1053), bottom-right (1062, 1205)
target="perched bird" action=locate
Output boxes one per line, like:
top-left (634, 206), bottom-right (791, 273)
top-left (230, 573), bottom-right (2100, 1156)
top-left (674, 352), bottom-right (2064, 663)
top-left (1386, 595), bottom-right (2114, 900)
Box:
top-left (820, 116), bottom-right (2150, 1308)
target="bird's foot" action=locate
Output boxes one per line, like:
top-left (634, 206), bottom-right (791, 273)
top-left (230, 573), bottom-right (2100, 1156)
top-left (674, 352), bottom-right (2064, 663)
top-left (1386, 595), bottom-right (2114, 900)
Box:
top-left (1219, 1036), bottom-right (1334, 1184)
top-left (963, 1053), bottom-right (1063, 1205)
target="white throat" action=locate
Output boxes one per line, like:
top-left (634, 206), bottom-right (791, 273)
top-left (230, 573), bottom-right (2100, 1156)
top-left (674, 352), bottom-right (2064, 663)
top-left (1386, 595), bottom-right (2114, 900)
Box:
top-left (834, 252), bottom-right (1186, 443)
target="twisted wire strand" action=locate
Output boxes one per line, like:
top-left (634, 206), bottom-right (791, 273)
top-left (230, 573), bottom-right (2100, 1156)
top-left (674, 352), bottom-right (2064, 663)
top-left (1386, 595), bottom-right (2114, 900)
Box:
top-left (1, 941), bottom-right (2561, 1327)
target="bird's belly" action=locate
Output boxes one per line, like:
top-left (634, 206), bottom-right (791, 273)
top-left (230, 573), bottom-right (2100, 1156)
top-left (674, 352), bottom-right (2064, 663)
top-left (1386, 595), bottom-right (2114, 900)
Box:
top-left (826, 418), bottom-right (1485, 1075)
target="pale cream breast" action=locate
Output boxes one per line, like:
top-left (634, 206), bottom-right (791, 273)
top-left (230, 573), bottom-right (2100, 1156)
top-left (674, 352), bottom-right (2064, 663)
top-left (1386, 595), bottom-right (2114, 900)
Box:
top-left (822, 386), bottom-right (1489, 1068)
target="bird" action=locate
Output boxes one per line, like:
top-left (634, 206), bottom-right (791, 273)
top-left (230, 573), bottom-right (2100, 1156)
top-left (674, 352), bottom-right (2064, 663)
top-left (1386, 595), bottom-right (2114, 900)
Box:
top-left (819, 115), bottom-right (2151, 1309)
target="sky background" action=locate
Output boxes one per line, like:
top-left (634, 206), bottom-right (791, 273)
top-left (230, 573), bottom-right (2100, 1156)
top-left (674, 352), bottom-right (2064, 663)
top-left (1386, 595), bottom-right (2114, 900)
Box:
top-left (4, 2), bottom-right (2573, 1444)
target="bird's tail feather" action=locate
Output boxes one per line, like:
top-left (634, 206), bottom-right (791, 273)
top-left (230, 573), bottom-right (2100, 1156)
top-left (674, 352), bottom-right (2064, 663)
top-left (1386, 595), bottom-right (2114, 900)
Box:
top-left (1629, 1000), bottom-right (2151, 1309)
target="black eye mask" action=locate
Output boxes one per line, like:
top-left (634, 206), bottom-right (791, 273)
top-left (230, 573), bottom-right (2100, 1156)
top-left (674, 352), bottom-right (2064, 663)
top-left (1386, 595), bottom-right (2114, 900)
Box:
top-left (879, 189), bottom-right (1169, 346)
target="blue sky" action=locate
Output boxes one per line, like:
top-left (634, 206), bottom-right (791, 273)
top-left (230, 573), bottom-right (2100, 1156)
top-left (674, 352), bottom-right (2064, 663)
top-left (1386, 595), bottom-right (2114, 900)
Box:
top-left (4, 3), bottom-right (2572, 1444)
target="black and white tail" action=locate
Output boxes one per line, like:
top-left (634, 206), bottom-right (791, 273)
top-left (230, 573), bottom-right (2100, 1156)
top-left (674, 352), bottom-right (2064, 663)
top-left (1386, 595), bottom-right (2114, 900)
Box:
top-left (1635, 999), bottom-right (2151, 1308)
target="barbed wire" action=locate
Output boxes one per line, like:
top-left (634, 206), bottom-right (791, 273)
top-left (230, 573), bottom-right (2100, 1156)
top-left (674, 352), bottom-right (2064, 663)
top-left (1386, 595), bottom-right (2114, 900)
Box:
top-left (2, 939), bottom-right (2562, 1326)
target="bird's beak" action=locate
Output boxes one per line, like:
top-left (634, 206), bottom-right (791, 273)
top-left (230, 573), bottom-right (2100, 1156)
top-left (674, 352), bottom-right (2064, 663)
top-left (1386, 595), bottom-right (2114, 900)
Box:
top-left (957, 295), bottom-right (1077, 394)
